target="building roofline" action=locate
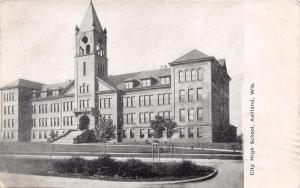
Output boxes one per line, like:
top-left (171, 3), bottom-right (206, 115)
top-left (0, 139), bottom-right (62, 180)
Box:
top-left (168, 57), bottom-right (214, 66)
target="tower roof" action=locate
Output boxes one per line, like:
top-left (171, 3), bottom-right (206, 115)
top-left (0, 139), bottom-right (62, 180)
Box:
top-left (79, 1), bottom-right (103, 32)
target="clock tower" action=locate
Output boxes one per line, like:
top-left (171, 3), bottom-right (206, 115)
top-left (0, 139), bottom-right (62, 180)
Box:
top-left (74, 1), bottom-right (107, 129)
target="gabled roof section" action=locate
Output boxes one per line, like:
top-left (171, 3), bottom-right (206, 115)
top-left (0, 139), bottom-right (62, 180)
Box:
top-left (79, 2), bottom-right (103, 32)
top-left (96, 77), bottom-right (118, 91)
top-left (1, 79), bottom-right (44, 90)
top-left (42, 80), bottom-right (73, 91)
top-left (173, 49), bottom-right (210, 63)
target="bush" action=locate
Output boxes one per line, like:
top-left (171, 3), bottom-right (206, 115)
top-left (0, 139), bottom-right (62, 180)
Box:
top-left (91, 155), bottom-right (117, 176)
top-left (52, 157), bottom-right (86, 174)
top-left (170, 160), bottom-right (199, 177)
top-left (117, 159), bottom-right (152, 178)
top-left (51, 155), bottom-right (213, 180)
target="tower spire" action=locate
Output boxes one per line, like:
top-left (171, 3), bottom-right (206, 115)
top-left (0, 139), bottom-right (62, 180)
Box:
top-left (79, 1), bottom-right (103, 32)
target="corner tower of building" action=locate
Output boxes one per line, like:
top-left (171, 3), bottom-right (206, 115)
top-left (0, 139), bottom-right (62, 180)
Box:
top-left (74, 1), bottom-right (108, 129)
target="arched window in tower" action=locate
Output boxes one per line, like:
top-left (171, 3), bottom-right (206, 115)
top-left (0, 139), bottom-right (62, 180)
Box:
top-left (86, 45), bottom-right (90, 54)
top-left (100, 48), bottom-right (104, 56)
top-left (83, 62), bottom-right (86, 76)
top-left (185, 70), bottom-right (191, 82)
top-left (79, 47), bottom-right (84, 56)
top-left (179, 71), bottom-right (184, 82)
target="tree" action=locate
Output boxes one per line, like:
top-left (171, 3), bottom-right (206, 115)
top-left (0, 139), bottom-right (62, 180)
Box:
top-left (94, 118), bottom-right (116, 142)
top-left (150, 114), bottom-right (177, 139)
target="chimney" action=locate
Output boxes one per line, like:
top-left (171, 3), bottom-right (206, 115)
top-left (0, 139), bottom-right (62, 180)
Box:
top-left (160, 65), bottom-right (168, 70)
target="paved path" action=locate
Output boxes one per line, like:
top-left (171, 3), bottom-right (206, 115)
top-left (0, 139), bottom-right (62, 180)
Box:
top-left (0, 158), bottom-right (243, 188)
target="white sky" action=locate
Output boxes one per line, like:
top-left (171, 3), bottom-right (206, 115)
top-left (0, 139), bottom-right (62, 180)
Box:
top-left (0, 0), bottom-right (243, 130)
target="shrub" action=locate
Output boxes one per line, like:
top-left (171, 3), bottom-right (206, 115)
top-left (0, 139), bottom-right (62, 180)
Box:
top-left (93, 155), bottom-right (117, 176)
top-left (52, 157), bottom-right (86, 174)
top-left (117, 159), bottom-right (152, 178)
top-left (170, 160), bottom-right (199, 177)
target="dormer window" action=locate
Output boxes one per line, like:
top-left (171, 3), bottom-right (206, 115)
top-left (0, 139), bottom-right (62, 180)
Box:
top-left (161, 76), bottom-right (170, 85)
top-left (53, 90), bottom-right (59, 96)
top-left (125, 81), bottom-right (134, 89)
top-left (141, 79), bottom-right (151, 87)
top-left (41, 92), bottom-right (47, 98)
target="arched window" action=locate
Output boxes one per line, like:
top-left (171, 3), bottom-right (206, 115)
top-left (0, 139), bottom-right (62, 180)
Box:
top-left (191, 69), bottom-right (196, 81)
top-left (185, 70), bottom-right (191, 82)
top-left (197, 68), bottom-right (203, 80)
top-left (82, 83), bottom-right (86, 93)
top-left (79, 47), bottom-right (84, 56)
top-left (3, 132), bottom-right (6, 139)
top-left (100, 49), bottom-right (105, 56)
top-left (86, 45), bottom-right (90, 54)
top-left (179, 71), bottom-right (184, 82)
top-left (83, 62), bottom-right (86, 76)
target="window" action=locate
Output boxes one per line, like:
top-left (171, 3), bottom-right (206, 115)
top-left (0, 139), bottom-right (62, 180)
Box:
top-left (179, 128), bottom-right (185, 138)
top-left (191, 69), bottom-right (197, 81)
top-left (188, 89), bottom-right (194, 101)
top-left (179, 109), bottom-right (185, 122)
top-left (83, 62), bottom-right (86, 76)
top-left (179, 90), bottom-right (185, 102)
top-left (163, 93), bottom-right (171, 105)
top-left (145, 95), bottom-right (150, 106)
top-left (163, 111), bottom-right (171, 119)
top-left (10, 120), bottom-right (14, 128)
top-left (188, 128), bottom-right (194, 138)
top-left (185, 70), bottom-right (191, 82)
top-left (197, 127), bottom-right (202, 137)
top-left (130, 129), bottom-right (134, 139)
top-left (125, 81), bottom-right (133, 89)
top-left (179, 71), bottom-right (184, 82)
top-left (197, 88), bottom-right (203, 100)
top-left (161, 77), bottom-right (170, 85)
top-left (4, 106), bottom-right (6, 115)
top-left (148, 129), bottom-right (153, 138)
top-left (122, 130), bottom-right (127, 138)
top-left (53, 90), bottom-right (59, 96)
top-left (188, 108), bottom-right (194, 121)
top-left (141, 79), bottom-right (151, 87)
top-left (197, 68), bottom-right (203, 80)
top-left (86, 45), bottom-right (90, 54)
top-left (197, 108), bottom-right (203, 120)
top-left (39, 132), bottom-right (42, 139)
top-left (158, 94), bottom-right (163, 105)
top-left (140, 129), bottom-right (145, 138)
top-left (12, 106), bottom-right (14, 114)
top-left (41, 92), bottom-right (47, 98)
top-left (32, 132), bottom-right (36, 139)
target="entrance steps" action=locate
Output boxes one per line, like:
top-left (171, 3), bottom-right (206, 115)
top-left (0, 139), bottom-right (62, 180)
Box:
top-left (52, 130), bottom-right (85, 144)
